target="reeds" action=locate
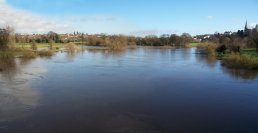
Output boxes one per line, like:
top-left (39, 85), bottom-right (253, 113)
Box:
top-left (223, 53), bottom-right (258, 69)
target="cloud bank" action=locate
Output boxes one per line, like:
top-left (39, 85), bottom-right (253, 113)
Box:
top-left (0, 0), bottom-right (140, 34)
top-left (0, 0), bottom-right (74, 33)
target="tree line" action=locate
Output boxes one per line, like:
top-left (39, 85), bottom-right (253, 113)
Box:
top-left (1, 26), bottom-right (258, 52)
top-left (202, 29), bottom-right (258, 53)
top-left (12, 33), bottom-right (195, 46)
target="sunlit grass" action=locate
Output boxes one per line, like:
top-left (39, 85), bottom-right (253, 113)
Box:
top-left (189, 43), bottom-right (200, 47)
top-left (241, 48), bottom-right (258, 57)
top-left (223, 53), bottom-right (258, 69)
top-left (14, 43), bottom-right (65, 49)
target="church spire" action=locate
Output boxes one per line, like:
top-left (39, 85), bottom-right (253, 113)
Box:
top-left (245, 20), bottom-right (248, 31)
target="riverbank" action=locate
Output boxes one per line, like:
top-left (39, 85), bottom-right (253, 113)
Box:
top-left (196, 43), bottom-right (258, 70)
top-left (2, 43), bottom-right (258, 70)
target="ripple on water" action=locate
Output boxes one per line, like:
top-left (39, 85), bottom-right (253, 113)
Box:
top-left (12, 79), bottom-right (28, 86)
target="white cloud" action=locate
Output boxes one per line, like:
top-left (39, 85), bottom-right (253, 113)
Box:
top-left (0, 0), bottom-right (161, 35)
top-left (0, 1), bottom-right (73, 33)
top-left (0, 1), bottom-right (139, 34)
top-left (206, 16), bottom-right (214, 20)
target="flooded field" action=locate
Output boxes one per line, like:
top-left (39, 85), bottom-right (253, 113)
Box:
top-left (1, 47), bottom-right (258, 133)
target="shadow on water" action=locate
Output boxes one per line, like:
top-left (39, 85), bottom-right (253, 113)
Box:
top-left (222, 67), bottom-right (258, 80)
top-left (194, 49), bottom-right (258, 80)
top-left (0, 58), bottom-right (17, 74)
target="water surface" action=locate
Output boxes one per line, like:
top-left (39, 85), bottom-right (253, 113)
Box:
top-left (1, 48), bottom-right (258, 133)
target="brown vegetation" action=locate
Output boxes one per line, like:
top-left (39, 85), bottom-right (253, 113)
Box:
top-left (65, 43), bottom-right (79, 53)
top-left (0, 26), bottom-right (15, 50)
top-left (223, 53), bottom-right (258, 69)
top-left (197, 42), bottom-right (218, 56)
top-left (21, 51), bottom-right (38, 58)
top-left (37, 50), bottom-right (54, 57)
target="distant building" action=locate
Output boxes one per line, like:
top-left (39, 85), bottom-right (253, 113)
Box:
top-left (224, 31), bottom-right (233, 35)
top-left (245, 20), bottom-right (249, 32)
top-left (244, 20), bottom-right (252, 36)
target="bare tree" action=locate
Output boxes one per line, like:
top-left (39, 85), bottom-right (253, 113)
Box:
top-left (0, 26), bottom-right (15, 50)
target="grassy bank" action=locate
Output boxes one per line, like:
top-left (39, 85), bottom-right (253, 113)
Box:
top-left (189, 43), bottom-right (200, 47)
top-left (241, 48), bottom-right (258, 57)
top-left (223, 53), bottom-right (258, 69)
top-left (196, 42), bottom-right (258, 69)
top-left (14, 43), bottom-right (65, 49)
top-left (0, 49), bottom-right (54, 59)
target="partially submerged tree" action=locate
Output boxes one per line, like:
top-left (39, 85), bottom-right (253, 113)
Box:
top-left (0, 28), bottom-right (9, 50)
top-left (0, 26), bottom-right (15, 50)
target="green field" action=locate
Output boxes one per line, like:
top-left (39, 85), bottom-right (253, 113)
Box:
top-left (189, 43), bottom-right (200, 47)
top-left (14, 43), bottom-right (66, 49)
top-left (241, 48), bottom-right (258, 57)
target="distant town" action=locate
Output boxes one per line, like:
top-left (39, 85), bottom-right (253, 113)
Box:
top-left (1, 21), bottom-right (256, 48)
top-left (195, 21), bottom-right (258, 41)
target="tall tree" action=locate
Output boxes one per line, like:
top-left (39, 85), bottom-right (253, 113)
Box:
top-left (252, 32), bottom-right (258, 53)
top-left (0, 26), bottom-right (14, 50)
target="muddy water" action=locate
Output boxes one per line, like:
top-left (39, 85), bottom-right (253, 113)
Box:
top-left (1, 48), bottom-right (258, 133)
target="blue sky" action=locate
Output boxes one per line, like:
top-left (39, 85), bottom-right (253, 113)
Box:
top-left (1, 0), bottom-right (258, 35)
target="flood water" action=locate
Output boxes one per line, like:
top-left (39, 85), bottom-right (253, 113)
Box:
top-left (1, 47), bottom-right (258, 133)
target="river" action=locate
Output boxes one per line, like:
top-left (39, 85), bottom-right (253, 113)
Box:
top-left (1, 47), bottom-right (258, 133)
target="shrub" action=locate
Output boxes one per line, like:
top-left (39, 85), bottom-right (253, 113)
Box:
top-left (197, 42), bottom-right (218, 56)
top-left (21, 51), bottom-right (37, 58)
top-left (37, 50), bottom-right (54, 57)
top-left (216, 44), bottom-right (227, 54)
top-left (223, 53), bottom-right (258, 69)
top-left (0, 27), bottom-right (15, 50)
top-left (104, 36), bottom-right (128, 50)
top-left (183, 44), bottom-right (192, 48)
top-left (65, 43), bottom-right (79, 53)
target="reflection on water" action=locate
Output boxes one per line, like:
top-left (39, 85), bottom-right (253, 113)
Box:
top-left (195, 54), bottom-right (218, 68)
top-left (0, 58), bottom-right (46, 122)
top-left (1, 48), bottom-right (258, 133)
top-left (222, 67), bottom-right (258, 80)
top-left (0, 58), bottom-right (16, 75)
